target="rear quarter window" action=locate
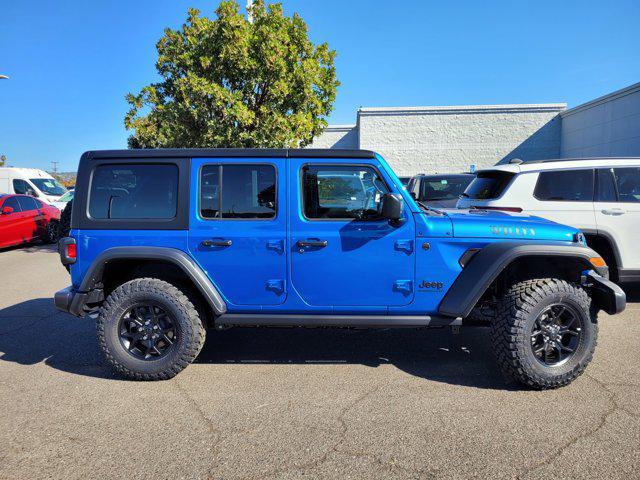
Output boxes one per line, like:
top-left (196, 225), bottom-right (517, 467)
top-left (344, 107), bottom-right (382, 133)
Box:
top-left (88, 164), bottom-right (179, 219)
top-left (462, 171), bottom-right (514, 200)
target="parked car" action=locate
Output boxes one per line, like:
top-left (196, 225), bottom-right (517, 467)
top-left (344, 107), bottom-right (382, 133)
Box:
top-left (0, 167), bottom-right (68, 206)
top-left (0, 194), bottom-right (61, 248)
top-left (52, 189), bottom-right (74, 211)
top-left (407, 173), bottom-right (475, 208)
top-left (55, 149), bottom-right (624, 389)
top-left (457, 157), bottom-right (640, 283)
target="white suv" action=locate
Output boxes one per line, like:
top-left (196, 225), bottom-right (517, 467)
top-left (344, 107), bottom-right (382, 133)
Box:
top-left (457, 158), bottom-right (640, 282)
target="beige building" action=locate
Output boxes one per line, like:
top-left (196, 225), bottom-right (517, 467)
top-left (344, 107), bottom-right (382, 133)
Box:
top-left (310, 81), bottom-right (640, 176)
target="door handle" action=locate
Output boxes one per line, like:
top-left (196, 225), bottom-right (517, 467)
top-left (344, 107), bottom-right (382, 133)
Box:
top-left (201, 239), bottom-right (232, 247)
top-left (296, 239), bottom-right (328, 248)
top-left (601, 209), bottom-right (625, 216)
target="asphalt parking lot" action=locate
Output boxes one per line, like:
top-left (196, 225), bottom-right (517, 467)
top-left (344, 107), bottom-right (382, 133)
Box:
top-left (0, 244), bottom-right (639, 479)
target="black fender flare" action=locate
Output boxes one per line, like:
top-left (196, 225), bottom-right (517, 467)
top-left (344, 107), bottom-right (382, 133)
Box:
top-left (438, 242), bottom-right (605, 318)
top-left (79, 246), bottom-right (227, 315)
top-left (580, 228), bottom-right (623, 267)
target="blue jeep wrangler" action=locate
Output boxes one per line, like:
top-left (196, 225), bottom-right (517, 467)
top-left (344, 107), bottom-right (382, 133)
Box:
top-left (55, 149), bottom-right (625, 388)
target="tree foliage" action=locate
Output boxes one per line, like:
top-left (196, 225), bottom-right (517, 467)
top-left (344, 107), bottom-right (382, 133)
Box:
top-left (125, 0), bottom-right (338, 149)
top-left (0, 154), bottom-right (6, 166)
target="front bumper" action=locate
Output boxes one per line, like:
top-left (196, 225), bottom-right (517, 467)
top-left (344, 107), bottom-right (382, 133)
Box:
top-left (587, 271), bottom-right (626, 315)
top-left (54, 286), bottom-right (103, 317)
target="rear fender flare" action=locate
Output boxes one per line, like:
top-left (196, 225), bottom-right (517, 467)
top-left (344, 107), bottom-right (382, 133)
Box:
top-left (79, 246), bottom-right (227, 315)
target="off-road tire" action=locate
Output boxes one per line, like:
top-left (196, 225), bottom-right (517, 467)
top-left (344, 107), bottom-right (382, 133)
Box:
top-left (491, 278), bottom-right (598, 389)
top-left (44, 220), bottom-right (60, 243)
top-left (97, 278), bottom-right (206, 380)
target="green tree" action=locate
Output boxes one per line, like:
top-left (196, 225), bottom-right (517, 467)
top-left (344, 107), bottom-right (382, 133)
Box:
top-left (0, 154), bottom-right (5, 166)
top-left (125, 0), bottom-right (338, 149)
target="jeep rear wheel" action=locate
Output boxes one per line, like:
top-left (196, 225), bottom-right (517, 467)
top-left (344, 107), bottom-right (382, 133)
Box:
top-left (97, 278), bottom-right (206, 380)
top-left (491, 278), bottom-right (597, 389)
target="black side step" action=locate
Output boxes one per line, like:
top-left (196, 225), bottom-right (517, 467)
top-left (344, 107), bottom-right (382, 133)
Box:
top-left (215, 314), bottom-right (461, 328)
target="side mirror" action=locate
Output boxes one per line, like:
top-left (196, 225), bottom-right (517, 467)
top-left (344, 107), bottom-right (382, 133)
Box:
top-left (2, 206), bottom-right (14, 215)
top-left (381, 193), bottom-right (403, 224)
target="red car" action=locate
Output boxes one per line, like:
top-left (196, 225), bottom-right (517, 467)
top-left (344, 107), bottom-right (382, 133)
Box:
top-left (0, 194), bottom-right (61, 249)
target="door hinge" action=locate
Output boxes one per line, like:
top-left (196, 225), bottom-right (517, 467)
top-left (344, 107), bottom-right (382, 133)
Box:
top-left (394, 240), bottom-right (414, 254)
top-left (393, 280), bottom-right (413, 294)
top-left (266, 239), bottom-right (284, 254)
top-left (266, 279), bottom-right (285, 295)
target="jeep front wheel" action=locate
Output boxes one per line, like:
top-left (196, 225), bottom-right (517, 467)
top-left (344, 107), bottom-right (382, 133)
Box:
top-left (97, 278), bottom-right (206, 380)
top-left (491, 278), bottom-right (597, 389)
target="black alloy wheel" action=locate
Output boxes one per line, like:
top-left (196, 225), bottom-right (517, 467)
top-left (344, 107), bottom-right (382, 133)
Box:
top-left (530, 304), bottom-right (583, 367)
top-left (118, 304), bottom-right (178, 360)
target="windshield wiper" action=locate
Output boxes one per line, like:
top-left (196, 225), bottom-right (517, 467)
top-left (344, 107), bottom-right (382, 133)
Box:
top-left (417, 200), bottom-right (444, 215)
top-left (459, 193), bottom-right (469, 198)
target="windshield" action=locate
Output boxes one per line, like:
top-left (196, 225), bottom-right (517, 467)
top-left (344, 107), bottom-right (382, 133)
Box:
top-left (30, 178), bottom-right (67, 196)
top-left (462, 171), bottom-right (514, 200)
top-left (58, 190), bottom-right (74, 202)
top-left (419, 176), bottom-right (473, 201)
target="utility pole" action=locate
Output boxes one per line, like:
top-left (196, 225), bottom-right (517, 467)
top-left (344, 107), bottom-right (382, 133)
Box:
top-left (246, 0), bottom-right (254, 23)
top-left (51, 160), bottom-right (59, 174)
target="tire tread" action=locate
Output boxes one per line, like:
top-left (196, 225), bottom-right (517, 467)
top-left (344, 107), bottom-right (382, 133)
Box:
top-left (96, 277), bottom-right (205, 381)
top-left (490, 278), bottom-right (598, 389)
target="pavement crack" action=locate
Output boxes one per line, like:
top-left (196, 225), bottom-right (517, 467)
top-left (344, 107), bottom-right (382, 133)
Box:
top-left (334, 449), bottom-right (437, 479)
top-left (516, 373), bottom-right (620, 479)
top-left (248, 382), bottom-right (383, 480)
top-left (172, 379), bottom-right (221, 478)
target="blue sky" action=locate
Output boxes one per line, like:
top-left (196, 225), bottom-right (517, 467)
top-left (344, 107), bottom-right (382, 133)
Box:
top-left (1, 0), bottom-right (639, 171)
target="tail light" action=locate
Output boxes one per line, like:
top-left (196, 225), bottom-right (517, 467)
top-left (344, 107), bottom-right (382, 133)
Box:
top-left (58, 237), bottom-right (77, 265)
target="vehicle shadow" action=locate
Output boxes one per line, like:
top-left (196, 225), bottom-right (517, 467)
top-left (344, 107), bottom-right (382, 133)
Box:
top-left (198, 325), bottom-right (514, 390)
top-left (0, 299), bottom-right (115, 380)
top-left (0, 298), bottom-right (513, 389)
top-left (4, 283), bottom-right (638, 389)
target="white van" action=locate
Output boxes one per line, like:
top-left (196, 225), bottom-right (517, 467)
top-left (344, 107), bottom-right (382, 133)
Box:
top-left (0, 167), bottom-right (68, 205)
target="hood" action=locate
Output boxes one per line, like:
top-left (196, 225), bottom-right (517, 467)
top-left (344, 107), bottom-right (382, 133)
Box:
top-left (441, 208), bottom-right (580, 242)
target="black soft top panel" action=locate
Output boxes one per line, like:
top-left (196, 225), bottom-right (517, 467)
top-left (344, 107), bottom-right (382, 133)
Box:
top-left (81, 148), bottom-right (376, 161)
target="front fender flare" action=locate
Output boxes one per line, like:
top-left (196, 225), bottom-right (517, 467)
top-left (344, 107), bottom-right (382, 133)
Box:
top-left (78, 246), bottom-right (227, 315)
top-left (438, 242), bottom-right (603, 318)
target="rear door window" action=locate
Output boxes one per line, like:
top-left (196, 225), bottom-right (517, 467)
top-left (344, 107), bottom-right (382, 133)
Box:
top-left (89, 164), bottom-right (178, 219)
top-left (17, 196), bottom-right (39, 211)
top-left (613, 167), bottom-right (640, 203)
top-left (534, 169), bottom-right (594, 202)
top-left (462, 171), bottom-right (514, 200)
top-left (199, 164), bottom-right (276, 219)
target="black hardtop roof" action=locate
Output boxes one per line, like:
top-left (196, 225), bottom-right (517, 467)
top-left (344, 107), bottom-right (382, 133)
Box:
top-left (81, 148), bottom-right (376, 161)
